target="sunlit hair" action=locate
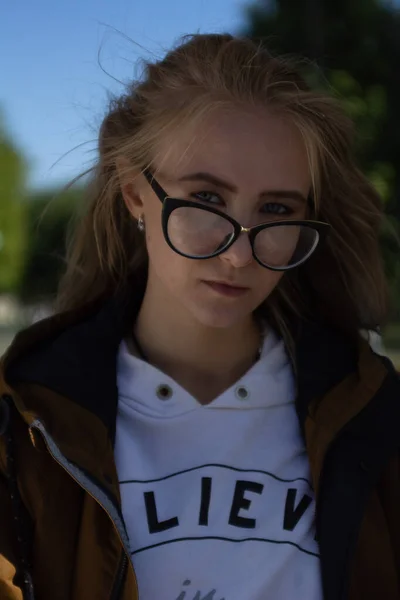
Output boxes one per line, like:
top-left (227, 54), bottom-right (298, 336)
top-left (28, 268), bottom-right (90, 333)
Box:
top-left (56, 33), bottom-right (389, 344)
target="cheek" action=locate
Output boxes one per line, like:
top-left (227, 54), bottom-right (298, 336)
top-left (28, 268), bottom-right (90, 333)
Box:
top-left (145, 220), bottom-right (192, 288)
top-left (144, 204), bottom-right (170, 268)
top-left (252, 268), bottom-right (284, 304)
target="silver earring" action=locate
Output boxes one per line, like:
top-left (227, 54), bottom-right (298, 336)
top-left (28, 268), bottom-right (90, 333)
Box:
top-left (137, 214), bottom-right (145, 232)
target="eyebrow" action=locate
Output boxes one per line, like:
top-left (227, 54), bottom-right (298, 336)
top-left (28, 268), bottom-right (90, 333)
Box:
top-left (178, 172), bottom-right (308, 204)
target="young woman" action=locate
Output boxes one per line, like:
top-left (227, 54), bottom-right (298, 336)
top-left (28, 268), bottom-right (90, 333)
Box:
top-left (0, 33), bottom-right (399, 600)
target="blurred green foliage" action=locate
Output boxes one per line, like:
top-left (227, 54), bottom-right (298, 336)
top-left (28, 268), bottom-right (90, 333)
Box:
top-left (18, 187), bottom-right (82, 302)
top-left (0, 118), bottom-right (27, 294)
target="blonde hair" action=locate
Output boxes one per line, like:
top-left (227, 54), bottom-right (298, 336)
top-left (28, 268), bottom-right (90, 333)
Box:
top-left (56, 33), bottom-right (389, 341)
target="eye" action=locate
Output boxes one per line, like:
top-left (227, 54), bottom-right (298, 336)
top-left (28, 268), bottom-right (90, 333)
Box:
top-left (191, 191), bottom-right (222, 205)
top-left (261, 202), bottom-right (294, 216)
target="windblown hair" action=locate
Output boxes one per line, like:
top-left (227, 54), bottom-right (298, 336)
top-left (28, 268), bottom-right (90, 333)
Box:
top-left (56, 33), bottom-right (389, 340)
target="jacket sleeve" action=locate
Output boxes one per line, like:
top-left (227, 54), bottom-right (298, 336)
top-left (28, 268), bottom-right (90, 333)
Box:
top-left (379, 453), bottom-right (400, 570)
top-left (0, 446), bottom-right (24, 600)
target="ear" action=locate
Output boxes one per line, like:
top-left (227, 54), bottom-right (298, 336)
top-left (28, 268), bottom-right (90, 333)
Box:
top-left (116, 157), bottom-right (144, 219)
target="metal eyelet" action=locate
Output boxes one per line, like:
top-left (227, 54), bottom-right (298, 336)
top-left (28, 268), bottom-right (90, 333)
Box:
top-left (235, 386), bottom-right (249, 400)
top-left (156, 384), bottom-right (173, 400)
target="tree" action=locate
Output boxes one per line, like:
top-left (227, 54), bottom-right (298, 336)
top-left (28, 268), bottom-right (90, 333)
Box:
top-left (19, 187), bottom-right (82, 303)
top-left (0, 117), bottom-right (27, 294)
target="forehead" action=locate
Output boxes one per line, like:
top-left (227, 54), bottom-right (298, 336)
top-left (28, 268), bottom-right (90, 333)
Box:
top-left (155, 107), bottom-right (311, 193)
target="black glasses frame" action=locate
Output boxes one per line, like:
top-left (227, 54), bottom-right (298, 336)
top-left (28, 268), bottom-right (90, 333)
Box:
top-left (143, 169), bottom-right (331, 271)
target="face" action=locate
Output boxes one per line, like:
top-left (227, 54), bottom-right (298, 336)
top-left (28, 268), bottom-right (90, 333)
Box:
top-left (122, 107), bottom-right (311, 330)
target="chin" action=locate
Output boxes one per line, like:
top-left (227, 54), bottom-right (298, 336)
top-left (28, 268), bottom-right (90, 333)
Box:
top-left (190, 303), bottom-right (253, 329)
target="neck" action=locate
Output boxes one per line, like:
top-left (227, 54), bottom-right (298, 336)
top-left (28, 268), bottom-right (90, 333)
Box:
top-left (132, 278), bottom-right (262, 388)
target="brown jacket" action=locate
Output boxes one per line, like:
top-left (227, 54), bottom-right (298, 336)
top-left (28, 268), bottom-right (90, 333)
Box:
top-left (0, 296), bottom-right (400, 600)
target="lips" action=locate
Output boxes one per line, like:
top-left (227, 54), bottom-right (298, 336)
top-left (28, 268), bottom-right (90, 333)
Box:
top-left (207, 280), bottom-right (248, 289)
top-left (202, 280), bottom-right (250, 297)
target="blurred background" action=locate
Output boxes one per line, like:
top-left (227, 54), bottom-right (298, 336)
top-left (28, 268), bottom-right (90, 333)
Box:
top-left (1, 0), bottom-right (400, 363)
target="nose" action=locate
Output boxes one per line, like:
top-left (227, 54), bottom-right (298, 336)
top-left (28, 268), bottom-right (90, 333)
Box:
top-left (219, 231), bottom-right (253, 268)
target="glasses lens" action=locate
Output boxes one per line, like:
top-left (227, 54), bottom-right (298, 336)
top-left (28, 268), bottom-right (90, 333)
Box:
top-left (167, 206), bottom-right (235, 257)
top-left (254, 224), bottom-right (319, 269)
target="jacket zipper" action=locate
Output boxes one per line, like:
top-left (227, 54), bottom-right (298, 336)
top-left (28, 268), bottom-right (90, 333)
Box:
top-left (30, 419), bottom-right (139, 600)
top-left (110, 554), bottom-right (128, 600)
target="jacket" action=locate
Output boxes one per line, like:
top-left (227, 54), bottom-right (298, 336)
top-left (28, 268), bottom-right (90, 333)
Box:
top-left (0, 295), bottom-right (400, 600)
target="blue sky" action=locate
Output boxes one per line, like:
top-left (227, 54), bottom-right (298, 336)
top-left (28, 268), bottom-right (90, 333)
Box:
top-left (1, 0), bottom-right (247, 189)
